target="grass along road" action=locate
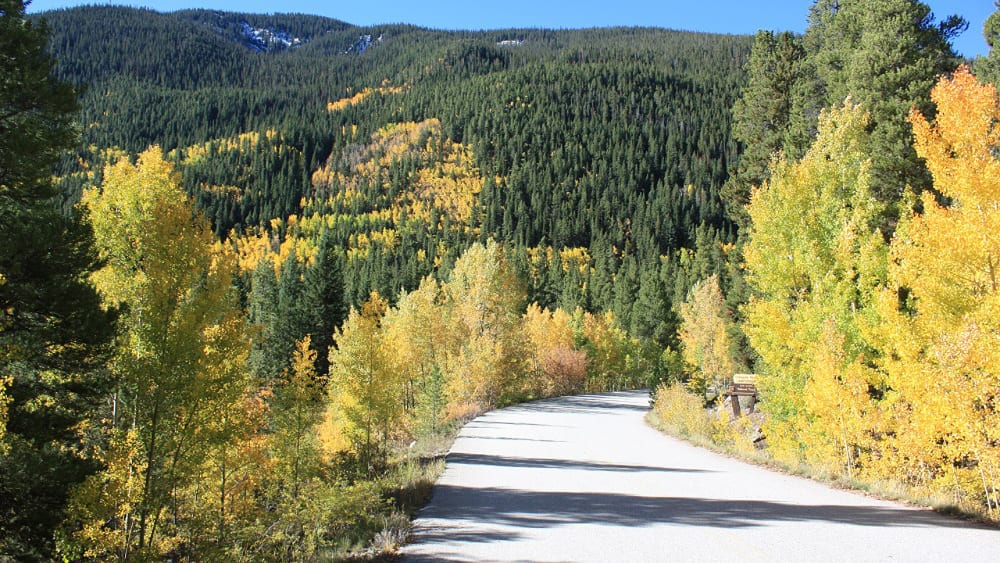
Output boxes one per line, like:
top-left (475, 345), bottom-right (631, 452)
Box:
top-left (401, 391), bottom-right (1000, 562)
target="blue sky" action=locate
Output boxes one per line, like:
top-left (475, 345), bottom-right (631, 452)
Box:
top-left (26, 0), bottom-right (995, 58)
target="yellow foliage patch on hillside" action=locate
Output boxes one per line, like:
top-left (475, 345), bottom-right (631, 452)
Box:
top-left (525, 246), bottom-right (593, 277)
top-left (174, 129), bottom-right (281, 166)
top-left (230, 219), bottom-right (318, 274)
top-left (326, 81), bottom-right (407, 112)
top-left (308, 119), bottom-right (486, 256)
top-left (231, 118), bottom-right (488, 278)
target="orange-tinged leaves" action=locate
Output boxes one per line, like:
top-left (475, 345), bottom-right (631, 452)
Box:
top-left (875, 67), bottom-right (1000, 509)
top-left (523, 304), bottom-right (585, 397)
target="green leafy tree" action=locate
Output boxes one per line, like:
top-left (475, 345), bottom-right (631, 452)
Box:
top-left (0, 2), bottom-right (115, 559)
top-left (413, 365), bottom-right (448, 436)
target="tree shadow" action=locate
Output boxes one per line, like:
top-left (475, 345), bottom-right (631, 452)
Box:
top-left (446, 452), bottom-right (713, 474)
top-left (510, 392), bottom-right (651, 415)
top-left (407, 523), bottom-right (523, 545)
top-left (464, 420), bottom-right (566, 428)
top-left (417, 485), bottom-right (992, 532)
top-left (460, 436), bottom-right (566, 443)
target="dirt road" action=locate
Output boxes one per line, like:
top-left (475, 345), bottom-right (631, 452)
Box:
top-left (401, 391), bottom-right (1000, 562)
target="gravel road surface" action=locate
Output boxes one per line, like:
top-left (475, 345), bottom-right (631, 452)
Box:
top-left (401, 391), bottom-right (1000, 562)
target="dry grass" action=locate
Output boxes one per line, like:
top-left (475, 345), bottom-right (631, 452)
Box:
top-left (340, 427), bottom-right (456, 562)
top-left (646, 384), bottom-right (998, 528)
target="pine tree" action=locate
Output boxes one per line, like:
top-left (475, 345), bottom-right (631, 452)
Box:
top-left (277, 250), bottom-right (309, 369)
top-left (247, 257), bottom-right (282, 383)
top-left (303, 230), bottom-right (346, 379)
top-left (974, 2), bottom-right (1000, 85)
top-left (724, 30), bottom-right (805, 227)
top-left (793, 0), bottom-right (964, 207)
top-left (0, 2), bottom-right (115, 558)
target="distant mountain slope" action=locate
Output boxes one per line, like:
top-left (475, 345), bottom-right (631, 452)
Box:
top-left (38, 6), bottom-right (750, 322)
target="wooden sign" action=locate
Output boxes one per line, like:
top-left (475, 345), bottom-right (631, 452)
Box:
top-left (729, 374), bottom-right (758, 417)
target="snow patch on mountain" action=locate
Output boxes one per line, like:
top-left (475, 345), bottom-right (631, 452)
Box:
top-left (239, 21), bottom-right (304, 52)
top-left (346, 34), bottom-right (383, 55)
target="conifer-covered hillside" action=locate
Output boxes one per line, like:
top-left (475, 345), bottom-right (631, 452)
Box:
top-left (40, 6), bottom-right (750, 321)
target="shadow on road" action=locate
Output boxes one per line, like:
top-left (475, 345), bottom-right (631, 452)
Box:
top-left (460, 436), bottom-right (566, 443)
top-left (421, 485), bottom-right (988, 532)
top-left (408, 524), bottom-right (524, 545)
top-left (505, 392), bottom-right (651, 415)
top-left (446, 452), bottom-right (712, 474)
top-left (465, 420), bottom-right (565, 428)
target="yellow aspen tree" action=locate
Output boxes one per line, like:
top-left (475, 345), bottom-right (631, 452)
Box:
top-left (69, 148), bottom-right (253, 559)
top-left (271, 336), bottom-right (323, 500)
top-left (876, 66), bottom-right (1000, 511)
top-left (62, 429), bottom-right (146, 560)
top-left (326, 292), bottom-right (402, 472)
top-left (188, 390), bottom-right (269, 556)
top-left (0, 375), bottom-right (9, 452)
top-left (678, 274), bottom-right (734, 397)
top-left (580, 311), bottom-right (639, 392)
top-left (381, 275), bottom-right (452, 433)
top-left (171, 315), bottom-right (260, 554)
top-left (523, 304), bottom-right (585, 397)
top-left (0, 277), bottom-right (7, 450)
top-left (237, 335), bottom-right (339, 557)
top-left (444, 241), bottom-right (527, 410)
top-left (801, 321), bottom-right (875, 479)
top-left (743, 100), bottom-right (887, 468)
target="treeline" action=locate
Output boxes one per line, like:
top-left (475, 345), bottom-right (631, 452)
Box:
top-left (664, 0), bottom-right (1000, 519)
top-left (32, 4), bottom-right (750, 379)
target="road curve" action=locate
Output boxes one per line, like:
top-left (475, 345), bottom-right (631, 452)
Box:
top-left (401, 391), bottom-right (1000, 562)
